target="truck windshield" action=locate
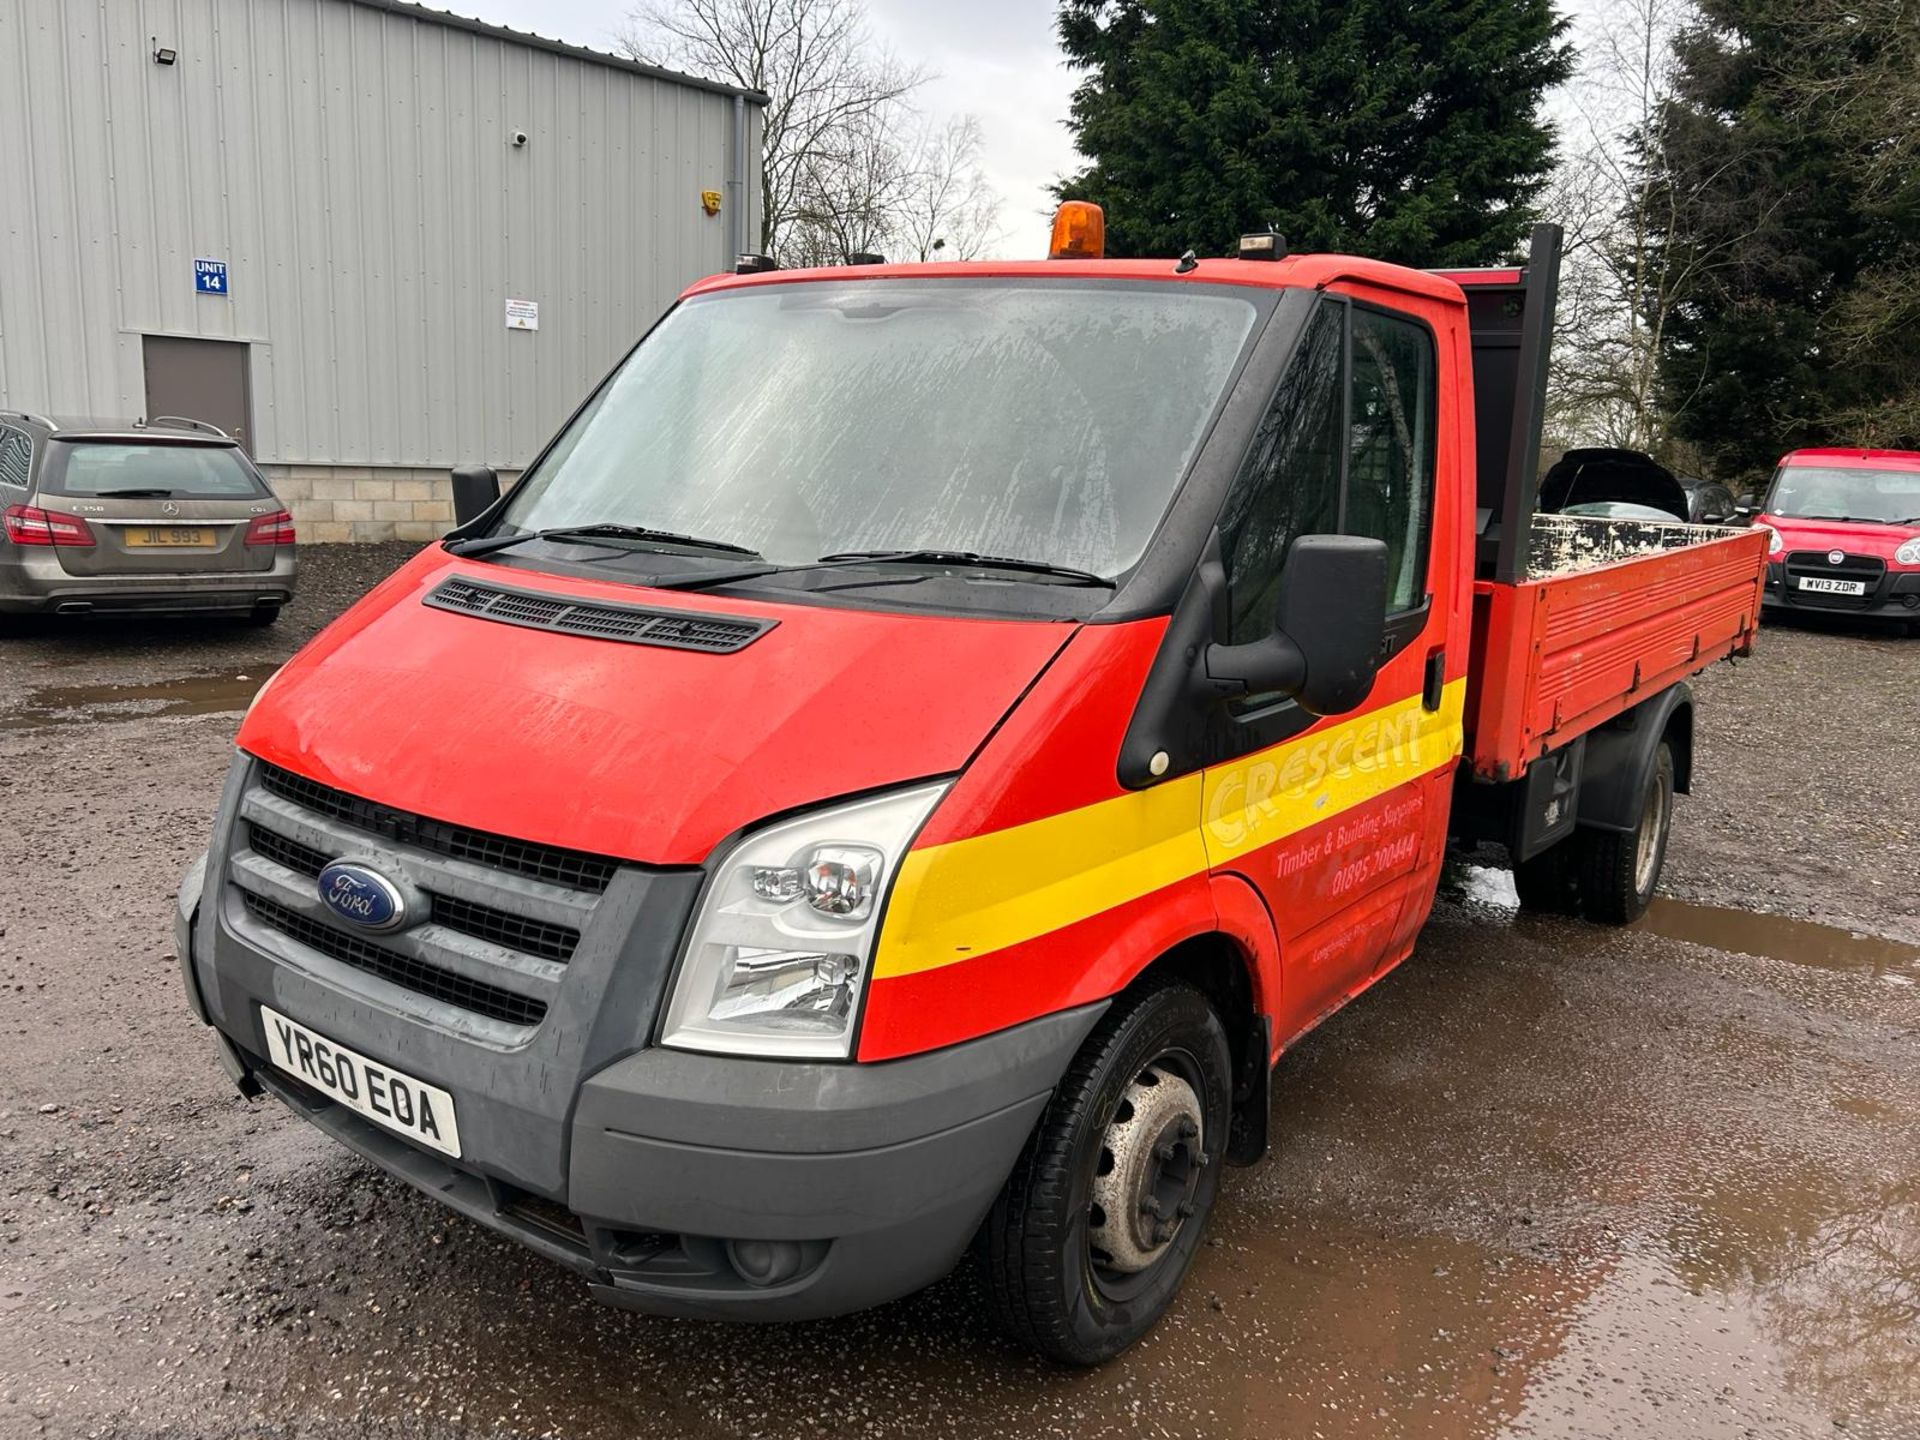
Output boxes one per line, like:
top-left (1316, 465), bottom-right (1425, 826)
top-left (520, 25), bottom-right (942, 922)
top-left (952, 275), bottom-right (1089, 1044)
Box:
top-left (497, 279), bottom-right (1265, 580)
top-left (1769, 465), bottom-right (1920, 524)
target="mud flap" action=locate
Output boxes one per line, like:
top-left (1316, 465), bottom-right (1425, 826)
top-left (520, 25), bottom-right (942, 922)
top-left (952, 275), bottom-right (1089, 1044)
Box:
top-left (1226, 1015), bottom-right (1272, 1166)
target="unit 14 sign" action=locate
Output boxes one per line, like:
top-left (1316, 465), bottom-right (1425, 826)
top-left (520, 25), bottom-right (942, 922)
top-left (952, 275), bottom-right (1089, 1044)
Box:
top-left (195, 258), bottom-right (229, 295)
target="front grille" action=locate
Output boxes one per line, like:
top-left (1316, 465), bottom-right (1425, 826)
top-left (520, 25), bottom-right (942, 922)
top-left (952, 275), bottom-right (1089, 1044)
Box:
top-left (249, 823), bottom-right (328, 877)
top-left (240, 891), bottom-right (547, 1028)
top-left (244, 823), bottom-right (581, 962)
top-left (1783, 550), bottom-right (1886, 608)
top-left (430, 894), bottom-right (579, 962)
top-left (258, 764), bottom-right (618, 893)
top-left (425, 576), bottom-right (775, 654)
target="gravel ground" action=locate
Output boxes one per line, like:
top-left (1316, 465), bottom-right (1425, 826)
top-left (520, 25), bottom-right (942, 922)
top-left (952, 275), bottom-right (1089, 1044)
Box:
top-left (1664, 610), bottom-right (1920, 943)
top-left (1, 548), bottom-right (1916, 1440)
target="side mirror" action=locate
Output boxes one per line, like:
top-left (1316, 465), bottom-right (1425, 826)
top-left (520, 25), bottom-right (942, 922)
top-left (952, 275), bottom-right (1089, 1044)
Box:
top-left (1735, 493), bottom-right (1762, 516)
top-left (1204, 535), bottom-right (1389, 717)
top-left (451, 465), bottom-right (501, 526)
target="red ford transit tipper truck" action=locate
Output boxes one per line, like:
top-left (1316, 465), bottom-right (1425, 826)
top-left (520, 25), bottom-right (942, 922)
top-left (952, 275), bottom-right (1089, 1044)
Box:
top-left (174, 214), bottom-right (1767, 1363)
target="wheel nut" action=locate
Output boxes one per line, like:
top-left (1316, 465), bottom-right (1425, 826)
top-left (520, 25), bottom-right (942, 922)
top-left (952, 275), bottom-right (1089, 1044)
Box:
top-left (1178, 1118), bottom-right (1199, 1140)
top-left (1177, 1200), bottom-right (1196, 1218)
top-left (1154, 1141), bottom-right (1176, 1162)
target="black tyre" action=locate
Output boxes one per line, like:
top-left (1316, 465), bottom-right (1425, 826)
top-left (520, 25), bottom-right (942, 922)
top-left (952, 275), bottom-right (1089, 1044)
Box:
top-left (976, 980), bottom-right (1232, 1365)
top-left (1512, 841), bottom-right (1578, 914)
top-left (1571, 741), bottom-right (1675, 924)
top-left (245, 604), bottom-right (281, 627)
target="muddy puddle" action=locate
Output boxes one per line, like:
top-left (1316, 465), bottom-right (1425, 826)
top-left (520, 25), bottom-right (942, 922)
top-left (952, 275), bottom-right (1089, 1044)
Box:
top-left (0, 663), bottom-right (277, 730)
top-left (1634, 897), bottom-right (1920, 979)
top-left (1445, 862), bottom-right (1920, 981)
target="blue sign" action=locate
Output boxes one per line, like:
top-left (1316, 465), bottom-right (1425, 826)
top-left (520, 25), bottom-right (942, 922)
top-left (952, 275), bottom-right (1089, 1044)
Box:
top-left (194, 258), bottom-right (229, 295)
top-left (316, 861), bottom-right (408, 932)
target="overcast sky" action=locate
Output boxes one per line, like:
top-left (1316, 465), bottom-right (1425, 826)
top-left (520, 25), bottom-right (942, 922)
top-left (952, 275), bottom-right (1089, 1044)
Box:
top-left (453, 0), bottom-right (1080, 255)
top-left (456, 1), bottom-right (1610, 259)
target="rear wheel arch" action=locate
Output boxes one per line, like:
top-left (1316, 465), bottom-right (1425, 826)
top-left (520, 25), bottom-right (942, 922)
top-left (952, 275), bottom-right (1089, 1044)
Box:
top-left (1661, 698), bottom-right (1694, 796)
top-left (1578, 682), bottom-right (1693, 829)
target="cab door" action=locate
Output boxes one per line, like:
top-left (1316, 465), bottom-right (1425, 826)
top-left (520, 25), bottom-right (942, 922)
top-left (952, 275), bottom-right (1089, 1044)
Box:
top-left (1199, 290), bottom-right (1462, 1042)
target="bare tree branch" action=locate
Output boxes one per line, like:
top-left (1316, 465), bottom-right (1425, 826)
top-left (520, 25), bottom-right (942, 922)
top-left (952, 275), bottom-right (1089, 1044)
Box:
top-left (619, 0), bottom-right (998, 266)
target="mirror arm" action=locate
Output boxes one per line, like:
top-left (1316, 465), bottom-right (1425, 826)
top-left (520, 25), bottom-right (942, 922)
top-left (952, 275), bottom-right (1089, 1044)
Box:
top-left (1200, 634), bottom-right (1307, 702)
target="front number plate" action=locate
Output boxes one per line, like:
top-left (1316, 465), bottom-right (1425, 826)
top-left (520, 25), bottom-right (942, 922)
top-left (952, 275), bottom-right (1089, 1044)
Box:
top-left (260, 1005), bottom-right (462, 1157)
top-left (1797, 576), bottom-right (1866, 596)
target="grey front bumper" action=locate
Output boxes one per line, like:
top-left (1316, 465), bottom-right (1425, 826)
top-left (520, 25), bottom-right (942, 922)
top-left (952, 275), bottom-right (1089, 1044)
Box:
top-left (174, 756), bottom-right (1106, 1321)
top-left (176, 851), bottom-right (210, 1022)
top-left (229, 1003), bottom-right (1102, 1321)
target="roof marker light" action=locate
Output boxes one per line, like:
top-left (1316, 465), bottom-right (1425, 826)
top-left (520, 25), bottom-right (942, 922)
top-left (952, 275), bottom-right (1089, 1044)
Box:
top-left (1238, 230), bottom-right (1286, 261)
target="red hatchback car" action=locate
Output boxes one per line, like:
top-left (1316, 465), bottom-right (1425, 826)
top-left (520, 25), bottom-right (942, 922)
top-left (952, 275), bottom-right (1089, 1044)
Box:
top-left (1753, 449), bottom-right (1920, 632)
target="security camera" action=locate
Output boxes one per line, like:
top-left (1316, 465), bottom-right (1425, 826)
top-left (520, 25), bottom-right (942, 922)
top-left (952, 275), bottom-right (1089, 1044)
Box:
top-left (510, 130), bottom-right (529, 148)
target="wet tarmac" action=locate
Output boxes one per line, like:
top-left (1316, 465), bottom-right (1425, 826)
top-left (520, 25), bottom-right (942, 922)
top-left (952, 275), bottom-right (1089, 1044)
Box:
top-left (1, 549), bottom-right (1916, 1440)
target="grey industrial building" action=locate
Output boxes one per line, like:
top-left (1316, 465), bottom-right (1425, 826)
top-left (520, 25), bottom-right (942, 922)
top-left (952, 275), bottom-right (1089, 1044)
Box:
top-left (0, 0), bottom-right (763, 540)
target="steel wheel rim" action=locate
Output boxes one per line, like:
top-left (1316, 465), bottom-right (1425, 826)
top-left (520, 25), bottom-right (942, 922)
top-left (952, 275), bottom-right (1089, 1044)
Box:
top-left (1634, 769), bottom-right (1669, 893)
top-left (1085, 1047), bottom-right (1210, 1301)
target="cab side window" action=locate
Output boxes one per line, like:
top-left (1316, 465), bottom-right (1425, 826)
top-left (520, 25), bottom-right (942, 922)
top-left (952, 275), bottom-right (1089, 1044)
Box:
top-left (1216, 302), bottom-right (1343, 645)
top-left (0, 426), bottom-right (31, 493)
top-left (1216, 297), bottom-right (1437, 648)
top-left (1345, 309), bottom-right (1436, 612)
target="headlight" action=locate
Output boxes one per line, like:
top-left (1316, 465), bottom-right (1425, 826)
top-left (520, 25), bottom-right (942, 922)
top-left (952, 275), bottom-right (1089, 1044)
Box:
top-left (661, 782), bottom-right (948, 1059)
top-left (1759, 523), bottom-right (1784, 556)
top-left (1896, 535), bottom-right (1920, 566)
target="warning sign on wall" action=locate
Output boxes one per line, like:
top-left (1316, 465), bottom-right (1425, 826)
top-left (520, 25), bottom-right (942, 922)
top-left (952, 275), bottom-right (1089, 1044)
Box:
top-left (505, 298), bottom-right (539, 331)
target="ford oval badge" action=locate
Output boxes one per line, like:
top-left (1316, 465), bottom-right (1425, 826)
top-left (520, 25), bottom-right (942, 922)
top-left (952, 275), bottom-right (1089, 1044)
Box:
top-left (317, 861), bottom-right (407, 931)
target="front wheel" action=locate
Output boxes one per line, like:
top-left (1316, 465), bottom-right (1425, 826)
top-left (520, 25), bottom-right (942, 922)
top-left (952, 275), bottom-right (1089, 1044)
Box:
top-left (975, 980), bottom-right (1233, 1365)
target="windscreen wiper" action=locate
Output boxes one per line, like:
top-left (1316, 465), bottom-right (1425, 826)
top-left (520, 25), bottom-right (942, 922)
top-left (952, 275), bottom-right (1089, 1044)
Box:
top-left (649, 548), bottom-right (1119, 594)
top-left (447, 523), bottom-right (761, 559)
top-left (93, 488), bottom-right (176, 498)
top-left (816, 550), bottom-right (1117, 587)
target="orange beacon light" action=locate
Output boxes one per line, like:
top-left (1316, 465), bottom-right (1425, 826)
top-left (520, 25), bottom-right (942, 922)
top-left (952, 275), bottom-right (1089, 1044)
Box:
top-left (1048, 202), bottom-right (1106, 260)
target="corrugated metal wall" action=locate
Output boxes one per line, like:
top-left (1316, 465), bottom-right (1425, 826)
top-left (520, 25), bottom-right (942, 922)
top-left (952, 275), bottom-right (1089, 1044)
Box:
top-left (0, 0), bottom-right (761, 468)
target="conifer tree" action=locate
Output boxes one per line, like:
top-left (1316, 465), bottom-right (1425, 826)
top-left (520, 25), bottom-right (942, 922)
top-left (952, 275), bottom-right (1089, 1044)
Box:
top-left (1056, 0), bottom-right (1574, 266)
top-left (1649, 0), bottom-right (1920, 473)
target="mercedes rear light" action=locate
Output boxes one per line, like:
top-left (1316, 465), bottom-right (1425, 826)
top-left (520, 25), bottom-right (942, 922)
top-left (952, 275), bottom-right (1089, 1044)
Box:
top-left (3, 504), bottom-right (96, 546)
top-left (245, 509), bottom-right (296, 546)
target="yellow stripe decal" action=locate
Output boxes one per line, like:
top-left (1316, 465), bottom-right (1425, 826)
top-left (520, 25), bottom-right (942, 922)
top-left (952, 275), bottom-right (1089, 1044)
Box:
top-left (1200, 678), bottom-right (1466, 864)
top-left (873, 680), bottom-right (1466, 980)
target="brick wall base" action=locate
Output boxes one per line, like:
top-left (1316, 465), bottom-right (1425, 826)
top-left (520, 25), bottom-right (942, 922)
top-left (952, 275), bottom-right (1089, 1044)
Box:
top-left (260, 465), bottom-right (522, 543)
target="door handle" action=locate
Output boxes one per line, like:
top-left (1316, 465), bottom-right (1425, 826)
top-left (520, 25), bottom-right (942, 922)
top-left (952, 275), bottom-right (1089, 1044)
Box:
top-left (1422, 646), bottom-right (1445, 712)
